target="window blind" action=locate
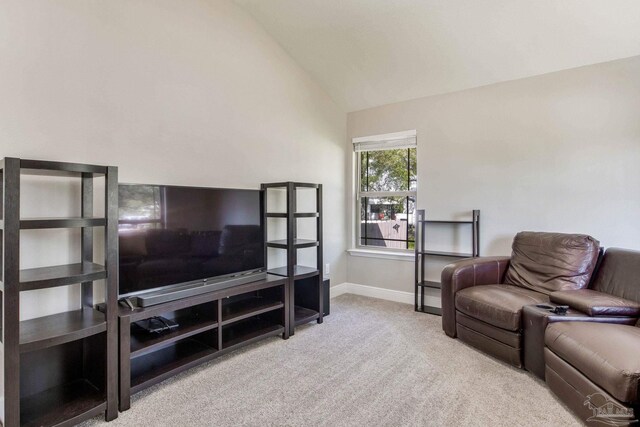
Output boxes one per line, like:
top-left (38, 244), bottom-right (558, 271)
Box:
top-left (352, 130), bottom-right (417, 152)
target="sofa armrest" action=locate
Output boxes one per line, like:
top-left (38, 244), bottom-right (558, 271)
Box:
top-left (441, 256), bottom-right (511, 337)
top-left (550, 289), bottom-right (640, 317)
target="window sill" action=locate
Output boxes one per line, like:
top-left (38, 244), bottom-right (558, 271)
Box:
top-left (347, 248), bottom-right (414, 262)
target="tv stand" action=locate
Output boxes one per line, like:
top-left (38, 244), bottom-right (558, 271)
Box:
top-left (118, 275), bottom-right (289, 411)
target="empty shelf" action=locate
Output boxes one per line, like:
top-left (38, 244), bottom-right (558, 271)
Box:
top-left (222, 318), bottom-right (284, 350)
top-left (131, 339), bottom-right (218, 392)
top-left (421, 220), bottom-right (473, 224)
top-left (294, 306), bottom-right (319, 326)
top-left (418, 281), bottom-right (442, 289)
top-left (267, 265), bottom-right (319, 279)
top-left (20, 379), bottom-right (105, 427)
top-left (20, 262), bottom-right (107, 291)
top-left (20, 308), bottom-right (106, 353)
top-left (420, 250), bottom-right (473, 258)
top-left (267, 239), bottom-right (319, 249)
top-left (261, 182), bottom-right (289, 189)
top-left (20, 159), bottom-right (107, 175)
top-left (20, 217), bottom-right (106, 229)
top-left (221, 297), bottom-right (284, 326)
top-left (294, 212), bottom-right (319, 218)
top-left (293, 183), bottom-right (318, 189)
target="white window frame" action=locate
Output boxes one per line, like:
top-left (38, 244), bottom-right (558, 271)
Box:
top-left (353, 130), bottom-right (417, 253)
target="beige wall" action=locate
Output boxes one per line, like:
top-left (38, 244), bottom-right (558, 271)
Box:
top-left (0, 0), bottom-right (348, 320)
top-left (347, 56), bottom-right (640, 298)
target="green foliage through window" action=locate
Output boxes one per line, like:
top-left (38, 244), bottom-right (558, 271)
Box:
top-left (360, 148), bottom-right (417, 192)
top-left (358, 148), bottom-right (417, 250)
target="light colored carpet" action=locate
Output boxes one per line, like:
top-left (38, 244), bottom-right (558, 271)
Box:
top-left (83, 294), bottom-right (581, 426)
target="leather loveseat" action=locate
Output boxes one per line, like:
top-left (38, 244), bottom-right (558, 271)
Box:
top-left (544, 248), bottom-right (640, 425)
top-left (441, 231), bottom-right (601, 367)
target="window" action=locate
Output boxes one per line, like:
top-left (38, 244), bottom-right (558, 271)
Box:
top-left (118, 185), bottom-right (164, 230)
top-left (354, 130), bottom-right (417, 250)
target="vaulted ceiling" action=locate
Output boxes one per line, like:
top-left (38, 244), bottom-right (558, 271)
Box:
top-left (233, 0), bottom-right (640, 112)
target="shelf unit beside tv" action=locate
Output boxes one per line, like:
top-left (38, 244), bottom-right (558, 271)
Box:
top-left (118, 275), bottom-right (288, 411)
top-left (0, 158), bottom-right (118, 427)
top-left (262, 182), bottom-right (323, 336)
top-left (415, 209), bottom-right (480, 315)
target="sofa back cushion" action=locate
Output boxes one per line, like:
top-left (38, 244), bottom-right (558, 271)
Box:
top-left (145, 229), bottom-right (191, 257)
top-left (591, 248), bottom-right (640, 302)
top-left (504, 232), bottom-right (600, 295)
top-left (190, 230), bottom-right (221, 258)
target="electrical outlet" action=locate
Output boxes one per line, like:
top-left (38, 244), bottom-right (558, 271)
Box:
top-left (324, 263), bottom-right (330, 276)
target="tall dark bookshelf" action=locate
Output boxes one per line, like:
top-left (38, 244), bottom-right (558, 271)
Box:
top-left (261, 182), bottom-right (323, 336)
top-left (0, 158), bottom-right (118, 426)
top-left (415, 209), bottom-right (480, 315)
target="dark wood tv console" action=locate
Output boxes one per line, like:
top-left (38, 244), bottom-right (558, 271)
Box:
top-left (118, 275), bottom-right (289, 411)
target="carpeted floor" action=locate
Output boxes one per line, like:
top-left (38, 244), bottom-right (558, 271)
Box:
top-left (83, 294), bottom-right (581, 426)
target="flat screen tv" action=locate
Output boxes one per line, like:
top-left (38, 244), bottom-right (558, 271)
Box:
top-left (118, 184), bottom-right (264, 300)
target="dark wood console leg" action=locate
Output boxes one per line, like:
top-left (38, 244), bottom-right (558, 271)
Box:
top-left (288, 279), bottom-right (295, 337)
top-left (119, 316), bottom-right (132, 412)
top-left (217, 299), bottom-right (223, 350)
top-left (317, 276), bottom-right (324, 325)
top-left (283, 280), bottom-right (291, 339)
top-left (106, 404), bottom-right (118, 421)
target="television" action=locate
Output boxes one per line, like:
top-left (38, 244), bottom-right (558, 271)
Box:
top-left (118, 184), bottom-right (265, 306)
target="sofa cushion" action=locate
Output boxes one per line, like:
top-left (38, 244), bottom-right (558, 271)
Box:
top-left (550, 289), bottom-right (640, 317)
top-left (591, 248), bottom-right (640, 303)
top-left (455, 284), bottom-right (549, 331)
top-left (504, 232), bottom-right (600, 295)
top-left (546, 322), bottom-right (640, 403)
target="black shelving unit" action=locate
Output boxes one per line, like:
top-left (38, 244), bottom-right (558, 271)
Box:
top-left (261, 182), bottom-right (323, 336)
top-left (0, 158), bottom-right (118, 426)
top-left (415, 209), bottom-right (480, 315)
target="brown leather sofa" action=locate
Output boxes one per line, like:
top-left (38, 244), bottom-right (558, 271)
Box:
top-left (441, 231), bottom-right (601, 367)
top-left (545, 248), bottom-right (640, 425)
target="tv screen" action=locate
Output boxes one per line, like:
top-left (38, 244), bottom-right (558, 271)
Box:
top-left (118, 184), bottom-right (264, 297)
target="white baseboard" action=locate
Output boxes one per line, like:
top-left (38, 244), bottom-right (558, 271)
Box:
top-left (330, 282), bottom-right (441, 308)
top-left (329, 282), bottom-right (352, 299)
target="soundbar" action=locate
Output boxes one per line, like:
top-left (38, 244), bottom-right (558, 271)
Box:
top-left (130, 270), bottom-right (267, 307)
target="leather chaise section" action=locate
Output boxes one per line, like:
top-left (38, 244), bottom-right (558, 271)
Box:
top-left (545, 349), bottom-right (635, 426)
top-left (455, 284), bottom-right (549, 331)
top-left (542, 248), bottom-right (640, 424)
top-left (546, 322), bottom-right (640, 403)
